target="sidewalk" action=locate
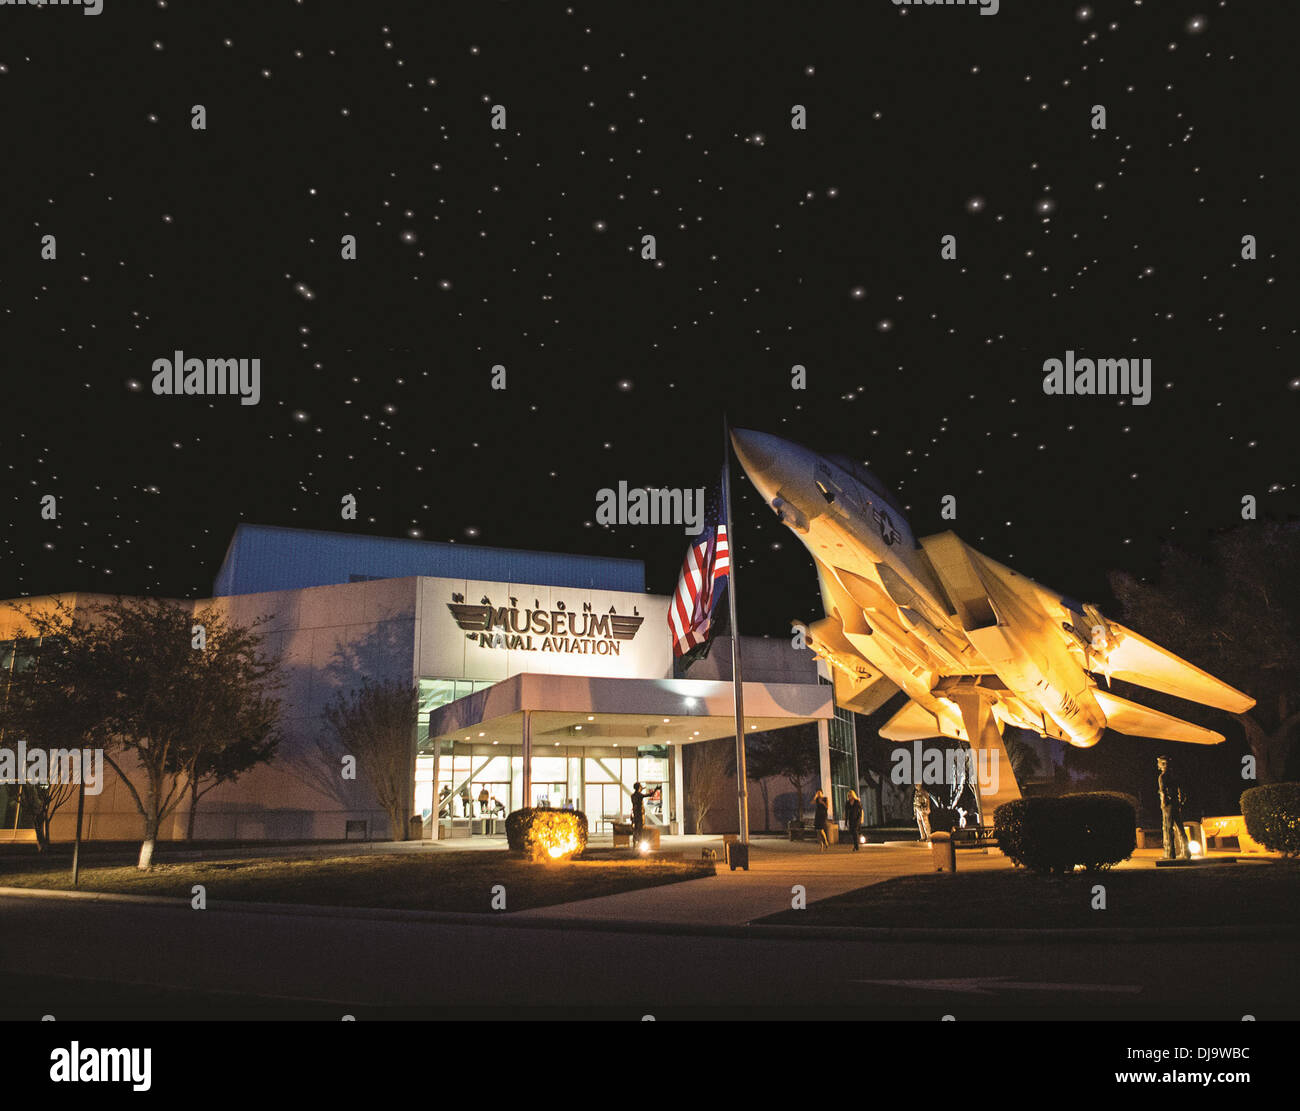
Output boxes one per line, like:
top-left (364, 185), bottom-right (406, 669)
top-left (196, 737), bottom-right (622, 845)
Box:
top-left (517, 837), bottom-right (1015, 926)
top-left (514, 839), bottom-right (1248, 926)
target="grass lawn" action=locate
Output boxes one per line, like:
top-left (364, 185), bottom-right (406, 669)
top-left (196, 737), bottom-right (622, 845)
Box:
top-left (0, 851), bottom-right (715, 913)
top-left (756, 862), bottom-right (1300, 929)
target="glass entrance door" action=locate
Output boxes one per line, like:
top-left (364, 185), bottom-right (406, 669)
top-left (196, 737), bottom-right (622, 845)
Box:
top-left (531, 781), bottom-right (568, 809)
top-left (584, 783), bottom-right (625, 832)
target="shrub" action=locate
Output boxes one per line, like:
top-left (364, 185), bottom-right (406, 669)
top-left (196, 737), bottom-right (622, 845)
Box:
top-left (1241, 783), bottom-right (1300, 857)
top-left (505, 807), bottom-right (588, 860)
top-left (994, 792), bottom-right (1136, 874)
top-left (1099, 790), bottom-right (1142, 826)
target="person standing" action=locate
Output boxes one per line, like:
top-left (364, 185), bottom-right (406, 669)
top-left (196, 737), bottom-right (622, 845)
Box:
top-left (812, 790), bottom-right (829, 852)
top-left (631, 781), bottom-right (651, 845)
top-left (913, 783), bottom-right (932, 844)
top-left (1157, 756), bottom-right (1190, 861)
top-left (845, 790), bottom-right (863, 851)
top-left (478, 785), bottom-right (490, 815)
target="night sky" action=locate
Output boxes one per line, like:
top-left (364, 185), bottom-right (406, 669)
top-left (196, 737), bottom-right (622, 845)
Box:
top-left (3, 0), bottom-right (1296, 636)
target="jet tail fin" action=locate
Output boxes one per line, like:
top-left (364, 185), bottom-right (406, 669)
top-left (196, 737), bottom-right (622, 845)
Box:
top-left (1096, 622), bottom-right (1254, 714)
top-left (1092, 689), bottom-right (1225, 745)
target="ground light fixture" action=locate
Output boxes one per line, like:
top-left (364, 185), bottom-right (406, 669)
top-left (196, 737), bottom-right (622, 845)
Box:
top-left (638, 840), bottom-right (650, 853)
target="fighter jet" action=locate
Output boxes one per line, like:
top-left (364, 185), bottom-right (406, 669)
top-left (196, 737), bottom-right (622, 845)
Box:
top-left (730, 429), bottom-right (1255, 814)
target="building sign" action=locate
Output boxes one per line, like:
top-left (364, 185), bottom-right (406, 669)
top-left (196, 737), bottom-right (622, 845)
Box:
top-left (447, 593), bottom-right (644, 656)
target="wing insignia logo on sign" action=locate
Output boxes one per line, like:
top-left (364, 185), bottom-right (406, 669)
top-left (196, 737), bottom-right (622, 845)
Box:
top-left (447, 595), bottom-right (643, 655)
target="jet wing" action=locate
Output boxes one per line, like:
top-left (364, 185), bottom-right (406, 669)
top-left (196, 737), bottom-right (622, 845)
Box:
top-left (802, 614), bottom-right (902, 714)
top-left (880, 699), bottom-right (948, 741)
top-left (834, 670), bottom-right (901, 715)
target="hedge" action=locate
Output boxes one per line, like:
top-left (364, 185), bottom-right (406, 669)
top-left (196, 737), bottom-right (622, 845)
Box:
top-left (1241, 783), bottom-right (1300, 857)
top-left (505, 807), bottom-right (589, 860)
top-left (993, 792), bottom-right (1137, 874)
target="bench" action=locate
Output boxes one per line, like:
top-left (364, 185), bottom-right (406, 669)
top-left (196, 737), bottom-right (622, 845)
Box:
top-left (786, 818), bottom-right (839, 844)
top-left (344, 819), bottom-right (369, 842)
top-left (951, 825), bottom-right (997, 847)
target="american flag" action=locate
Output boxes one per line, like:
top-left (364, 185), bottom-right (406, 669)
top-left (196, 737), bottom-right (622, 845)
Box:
top-left (668, 476), bottom-right (730, 657)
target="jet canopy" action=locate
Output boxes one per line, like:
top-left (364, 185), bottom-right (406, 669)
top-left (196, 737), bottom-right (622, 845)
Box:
top-left (826, 454), bottom-right (908, 517)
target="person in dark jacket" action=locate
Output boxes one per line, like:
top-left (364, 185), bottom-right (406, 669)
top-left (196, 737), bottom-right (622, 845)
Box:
top-left (1157, 756), bottom-right (1190, 861)
top-left (812, 790), bottom-right (829, 852)
top-left (631, 782), bottom-right (651, 844)
top-left (845, 790), bottom-right (863, 851)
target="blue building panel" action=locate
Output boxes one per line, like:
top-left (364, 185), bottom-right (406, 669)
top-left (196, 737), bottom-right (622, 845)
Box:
top-left (213, 524), bottom-right (646, 597)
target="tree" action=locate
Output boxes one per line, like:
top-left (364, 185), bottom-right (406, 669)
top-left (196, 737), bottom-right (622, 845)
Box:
top-left (764, 723), bottom-right (819, 819)
top-left (168, 687), bottom-right (281, 841)
top-left (1002, 730), bottom-right (1043, 784)
top-left (855, 716), bottom-right (899, 826)
top-left (726, 730), bottom-right (779, 832)
top-left (0, 624), bottom-right (89, 851)
top-left (1108, 523), bottom-right (1300, 784)
top-left (320, 678), bottom-right (419, 841)
top-left (685, 737), bottom-right (731, 834)
top-left (7, 597), bottom-right (283, 869)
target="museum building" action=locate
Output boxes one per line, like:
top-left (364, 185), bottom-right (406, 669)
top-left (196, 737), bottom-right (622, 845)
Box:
top-left (0, 525), bottom-right (857, 843)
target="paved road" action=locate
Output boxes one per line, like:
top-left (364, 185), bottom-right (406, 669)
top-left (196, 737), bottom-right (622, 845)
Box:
top-left (1, 893), bottom-right (1292, 1020)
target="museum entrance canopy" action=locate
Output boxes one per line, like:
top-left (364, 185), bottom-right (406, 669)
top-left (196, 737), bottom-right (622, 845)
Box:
top-left (424, 673), bottom-right (834, 749)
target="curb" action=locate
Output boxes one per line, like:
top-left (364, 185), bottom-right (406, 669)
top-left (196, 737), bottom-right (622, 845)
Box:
top-left (2, 886), bottom-right (1296, 944)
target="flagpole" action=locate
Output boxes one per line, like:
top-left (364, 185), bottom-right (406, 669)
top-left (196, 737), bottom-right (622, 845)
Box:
top-left (722, 416), bottom-right (750, 845)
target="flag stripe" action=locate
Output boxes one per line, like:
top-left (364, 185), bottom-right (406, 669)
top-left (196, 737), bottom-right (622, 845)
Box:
top-left (668, 485), bottom-right (730, 655)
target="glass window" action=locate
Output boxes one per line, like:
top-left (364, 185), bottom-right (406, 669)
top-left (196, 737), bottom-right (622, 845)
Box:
top-left (530, 757), bottom-right (567, 782)
top-left (12, 638), bottom-right (38, 673)
top-left (477, 756), bottom-right (510, 780)
top-left (638, 753), bottom-right (668, 784)
top-left (822, 676), bottom-right (859, 820)
top-left (419, 679), bottom-right (457, 715)
top-left (584, 756), bottom-right (617, 783)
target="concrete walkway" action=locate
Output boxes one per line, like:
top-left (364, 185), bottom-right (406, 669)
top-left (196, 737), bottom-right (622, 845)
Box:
top-left (517, 836), bottom-right (1015, 926)
top-left (513, 839), bottom-right (1250, 926)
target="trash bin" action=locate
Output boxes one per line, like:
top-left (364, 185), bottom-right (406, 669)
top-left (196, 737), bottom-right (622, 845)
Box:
top-left (931, 830), bottom-right (955, 872)
top-left (409, 815), bottom-right (423, 840)
top-left (725, 840), bottom-right (749, 871)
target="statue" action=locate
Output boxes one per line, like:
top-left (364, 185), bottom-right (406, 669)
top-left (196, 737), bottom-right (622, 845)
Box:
top-left (1156, 756), bottom-right (1190, 861)
top-left (913, 782), bottom-right (932, 844)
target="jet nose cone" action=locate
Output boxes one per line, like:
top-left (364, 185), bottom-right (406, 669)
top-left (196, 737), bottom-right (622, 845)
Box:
top-left (731, 428), bottom-right (820, 533)
top-left (730, 428), bottom-right (794, 496)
